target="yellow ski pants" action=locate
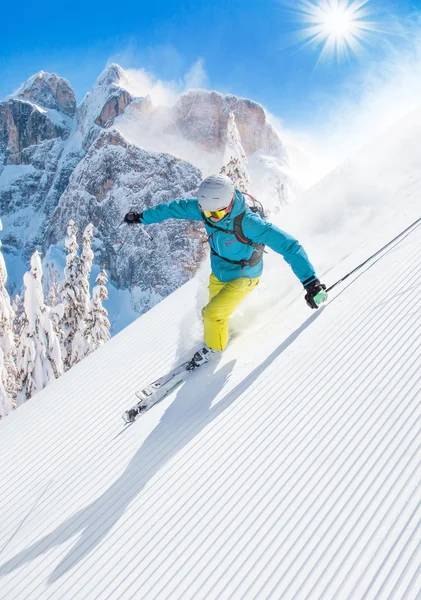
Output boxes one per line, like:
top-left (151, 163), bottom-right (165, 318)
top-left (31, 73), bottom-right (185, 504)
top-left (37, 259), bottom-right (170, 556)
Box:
top-left (202, 273), bottom-right (260, 352)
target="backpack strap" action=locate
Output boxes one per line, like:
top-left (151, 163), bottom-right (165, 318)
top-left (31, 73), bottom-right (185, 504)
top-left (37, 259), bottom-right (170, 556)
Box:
top-left (233, 213), bottom-right (261, 248)
top-left (209, 247), bottom-right (264, 268)
top-left (202, 211), bottom-right (265, 268)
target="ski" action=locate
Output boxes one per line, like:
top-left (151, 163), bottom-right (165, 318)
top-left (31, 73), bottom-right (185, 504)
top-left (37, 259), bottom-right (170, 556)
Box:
top-left (135, 361), bottom-right (191, 402)
top-left (122, 361), bottom-right (191, 424)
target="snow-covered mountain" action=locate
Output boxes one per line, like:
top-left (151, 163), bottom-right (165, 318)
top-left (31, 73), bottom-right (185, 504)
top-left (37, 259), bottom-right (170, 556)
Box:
top-left (0, 65), bottom-right (289, 332)
top-left (0, 75), bottom-right (421, 596)
top-left (0, 72), bottom-right (78, 262)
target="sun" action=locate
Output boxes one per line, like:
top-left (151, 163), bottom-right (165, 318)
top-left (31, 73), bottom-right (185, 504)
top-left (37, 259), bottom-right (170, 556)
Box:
top-left (291, 0), bottom-right (380, 63)
top-left (323, 8), bottom-right (354, 36)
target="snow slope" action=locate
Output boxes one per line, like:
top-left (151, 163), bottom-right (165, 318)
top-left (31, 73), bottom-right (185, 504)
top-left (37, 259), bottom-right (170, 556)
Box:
top-left (2, 91), bottom-right (421, 598)
top-left (0, 203), bottom-right (420, 598)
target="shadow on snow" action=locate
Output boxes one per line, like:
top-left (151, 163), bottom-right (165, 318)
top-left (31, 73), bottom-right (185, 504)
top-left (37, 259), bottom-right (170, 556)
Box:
top-left (0, 311), bottom-right (321, 587)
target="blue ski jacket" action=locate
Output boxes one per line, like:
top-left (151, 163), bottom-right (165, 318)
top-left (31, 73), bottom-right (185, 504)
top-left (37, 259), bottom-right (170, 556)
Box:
top-left (140, 190), bottom-right (317, 284)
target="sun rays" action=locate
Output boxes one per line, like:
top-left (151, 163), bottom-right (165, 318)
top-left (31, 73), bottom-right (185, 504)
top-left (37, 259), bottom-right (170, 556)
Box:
top-left (290, 0), bottom-right (384, 64)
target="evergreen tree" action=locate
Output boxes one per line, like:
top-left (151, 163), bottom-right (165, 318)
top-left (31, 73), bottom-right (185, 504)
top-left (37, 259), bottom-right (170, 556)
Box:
top-left (44, 263), bottom-right (66, 351)
top-left (79, 224), bottom-right (94, 323)
top-left (73, 223), bottom-right (95, 361)
top-left (220, 111), bottom-right (251, 193)
top-left (12, 293), bottom-right (25, 339)
top-left (86, 268), bottom-right (111, 352)
top-left (0, 220), bottom-right (17, 414)
top-left (0, 349), bottom-right (12, 418)
top-left (45, 262), bottom-right (61, 307)
top-left (16, 251), bottom-right (63, 403)
top-left (61, 220), bottom-right (85, 369)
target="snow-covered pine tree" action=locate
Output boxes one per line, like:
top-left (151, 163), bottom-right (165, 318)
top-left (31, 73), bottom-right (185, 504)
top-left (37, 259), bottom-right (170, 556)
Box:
top-left (12, 293), bottom-right (25, 339)
top-left (86, 268), bottom-right (110, 352)
top-left (48, 272), bottom-right (65, 350)
top-left (48, 278), bottom-right (58, 308)
top-left (220, 111), bottom-right (251, 193)
top-left (16, 251), bottom-right (64, 403)
top-left (70, 223), bottom-right (95, 362)
top-left (45, 262), bottom-right (61, 308)
top-left (0, 349), bottom-right (12, 418)
top-left (61, 220), bottom-right (85, 370)
top-left (0, 220), bottom-right (17, 414)
top-left (79, 223), bottom-right (94, 322)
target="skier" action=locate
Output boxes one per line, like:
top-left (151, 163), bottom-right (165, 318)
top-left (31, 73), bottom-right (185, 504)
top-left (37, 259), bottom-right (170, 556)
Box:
top-left (125, 174), bottom-right (326, 371)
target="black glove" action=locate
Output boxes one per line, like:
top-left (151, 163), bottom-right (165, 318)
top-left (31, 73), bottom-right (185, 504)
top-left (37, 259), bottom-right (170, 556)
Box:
top-left (304, 279), bottom-right (327, 309)
top-left (124, 211), bottom-right (142, 224)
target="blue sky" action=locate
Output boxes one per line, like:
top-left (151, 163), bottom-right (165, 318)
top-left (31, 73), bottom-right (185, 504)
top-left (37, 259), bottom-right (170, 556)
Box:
top-left (1, 0), bottom-right (421, 154)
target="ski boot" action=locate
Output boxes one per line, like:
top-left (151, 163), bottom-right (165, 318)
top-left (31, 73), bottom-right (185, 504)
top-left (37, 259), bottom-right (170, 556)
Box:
top-left (186, 345), bottom-right (217, 372)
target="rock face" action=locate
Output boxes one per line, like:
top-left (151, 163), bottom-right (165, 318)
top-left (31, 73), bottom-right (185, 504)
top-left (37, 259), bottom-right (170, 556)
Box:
top-left (77, 63), bottom-right (136, 149)
top-left (0, 100), bottom-right (70, 165)
top-left (14, 71), bottom-right (76, 117)
top-left (0, 73), bottom-right (81, 262)
top-left (94, 89), bottom-right (133, 127)
top-left (47, 129), bottom-right (205, 298)
top-left (0, 63), bottom-right (289, 331)
top-left (172, 90), bottom-right (283, 156)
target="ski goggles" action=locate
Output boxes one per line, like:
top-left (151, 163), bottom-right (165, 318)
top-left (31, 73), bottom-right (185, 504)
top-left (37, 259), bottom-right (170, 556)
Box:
top-left (200, 199), bottom-right (234, 220)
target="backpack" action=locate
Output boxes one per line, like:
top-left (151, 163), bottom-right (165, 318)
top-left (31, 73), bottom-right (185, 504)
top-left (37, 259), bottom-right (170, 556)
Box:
top-left (202, 191), bottom-right (267, 268)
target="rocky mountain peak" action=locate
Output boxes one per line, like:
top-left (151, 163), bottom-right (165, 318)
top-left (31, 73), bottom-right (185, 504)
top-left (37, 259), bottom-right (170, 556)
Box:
top-left (78, 64), bottom-right (136, 146)
top-left (172, 89), bottom-right (282, 157)
top-left (95, 63), bottom-right (131, 90)
top-left (13, 71), bottom-right (76, 118)
top-left (0, 70), bottom-right (75, 165)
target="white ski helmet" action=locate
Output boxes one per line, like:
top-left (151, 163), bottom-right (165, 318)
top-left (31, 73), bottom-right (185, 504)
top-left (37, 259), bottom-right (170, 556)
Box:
top-left (197, 174), bottom-right (235, 211)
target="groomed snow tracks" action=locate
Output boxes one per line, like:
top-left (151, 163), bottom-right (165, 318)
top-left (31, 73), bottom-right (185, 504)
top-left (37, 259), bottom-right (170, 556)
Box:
top-left (0, 229), bottom-right (421, 599)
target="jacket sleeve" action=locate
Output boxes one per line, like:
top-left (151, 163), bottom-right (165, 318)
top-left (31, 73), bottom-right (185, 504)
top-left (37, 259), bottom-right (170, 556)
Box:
top-left (140, 199), bottom-right (203, 224)
top-left (242, 212), bottom-right (317, 285)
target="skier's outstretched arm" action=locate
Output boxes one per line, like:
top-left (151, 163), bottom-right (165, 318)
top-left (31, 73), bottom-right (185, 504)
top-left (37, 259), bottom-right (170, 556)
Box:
top-left (242, 212), bottom-right (318, 285)
top-left (243, 213), bottom-right (327, 309)
top-left (125, 199), bottom-right (203, 225)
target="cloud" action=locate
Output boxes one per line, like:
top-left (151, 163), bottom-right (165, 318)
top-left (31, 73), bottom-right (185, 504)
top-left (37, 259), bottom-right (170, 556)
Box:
top-left (120, 59), bottom-right (208, 106)
top-left (183, 59), bottom-right (209, 90)
top-left (123, 67), bottom-right (179, 106)
top-left (108, 42), bottom-right (186, 81)
top-left (107, 43), bottom-right (209, 107)
top-left (113, 58), bottom-right (221, 177)
top-left (116, 60), bottom-right (209, 107)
